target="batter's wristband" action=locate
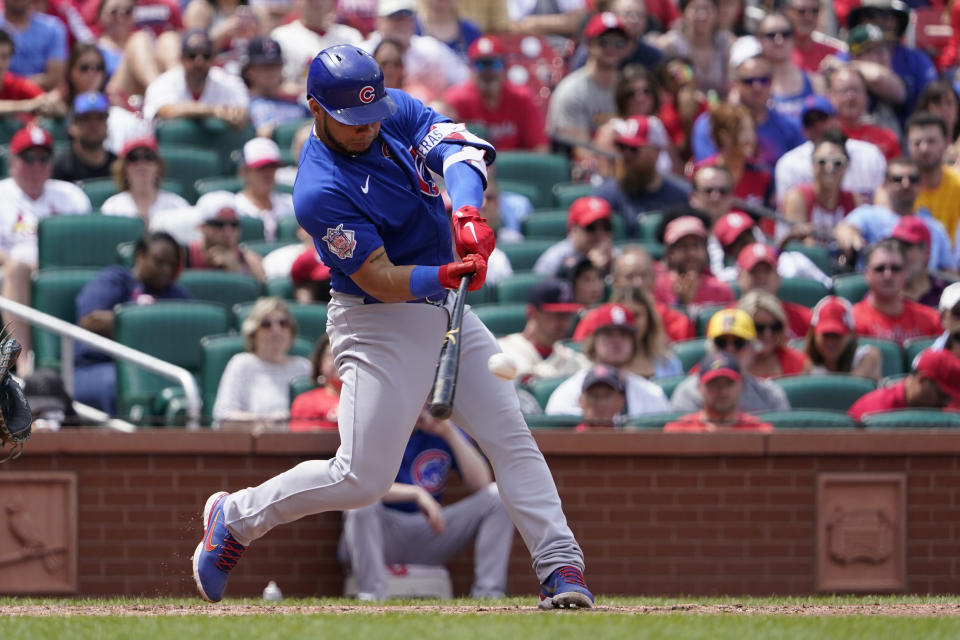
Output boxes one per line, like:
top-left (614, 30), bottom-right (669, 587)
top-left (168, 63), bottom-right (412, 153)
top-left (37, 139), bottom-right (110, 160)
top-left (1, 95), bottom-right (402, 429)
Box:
top-left (410, 265), bottom-right (446, 299)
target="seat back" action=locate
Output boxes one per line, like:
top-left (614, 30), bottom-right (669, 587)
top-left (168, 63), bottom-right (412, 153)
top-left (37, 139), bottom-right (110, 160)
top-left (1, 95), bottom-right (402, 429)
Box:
top-left (276, 216), bottom-right (302, 241)
top-left (177, 270), bottom-right (261, 309)
top-left (627, 411), bottom-right (689, 430)
top-left (495, 152), bottom-right (570, 209)
top-left (783, 242), bottom-right (833, 276)
top-left (498, 240), bottom-right (556, 272)
top-left (233, 301), bottom-right (329, 343)
top-left (114, 301), bottom-right (231, 422)
top-left (238, 216), bottom-right (265, 243)
top-left (777, 277), bottom-right (830, 308)
top-left (38, 215), bottom-right (144, 269)
top-left (524, 414), bottom-right (581, 429)
top-left (155, 118), bottom-right (255, 173)
top-left (78, 178), bottom-right (118, 210)
top-left (157, 146), bottom-right (224, 202)
top-left (473, 304), bottom-right (528, 337)
top-left (857, 337), bottom-right (904, 378)
top-left (552, 182), bottom-right (595, 210)
top-left (495, 272), bottom-right (546, 303)
top-left (902, 336), bottom-right (937, 370)
top-left (672, 338), bottom-right (708, 373)
top-left (862, 409), bottom-right (960, 429)
top-left (527, 376), bottom-right (568, 410)
top-left (772, 374), bottom-right (876, 411)
top-left (654, 375), bottom-right (687, 401)
top-left (195, 176), bottom-right (244, 198)
top-left (31, 268), bottom-right (100, 369)
top-left (637, 211), bottom-right (663, 241)
top-left (289, 375), bottom-right (318, 404)
top-left (265, 275), bottom-right (295, 299)
top-left (522, 210), bottom-right (569, 240)
top-left (755, 409), bottom-right (858, 429)
top-left (833, 273), bottom-right (867, 303)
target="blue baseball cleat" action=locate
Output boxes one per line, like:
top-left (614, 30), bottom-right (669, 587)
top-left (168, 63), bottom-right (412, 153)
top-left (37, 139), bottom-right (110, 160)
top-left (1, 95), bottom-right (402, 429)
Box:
top-left (192, 491), bottom-right (246, 603)
top-left (539, 566), bottom-right (594, 609)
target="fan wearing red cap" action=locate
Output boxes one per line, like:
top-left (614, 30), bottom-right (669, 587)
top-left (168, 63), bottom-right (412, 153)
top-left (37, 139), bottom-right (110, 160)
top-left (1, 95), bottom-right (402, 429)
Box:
top-left (710, 208), bottom-right (756, 280)
top-left (848, 349), bottom-right (960, 421)
top-left (443, 36), bottom-right (548, 152)
top-left (545, 303), bottom-right (671, 417)
top-left (100, 137), bottom-right (192, 223)
top-left (891, 216), bottom-right (948, 309)
top-left (735, 243), bottom-right (812, 340)
top-left (496, 278), bottom-right (589, 385)
top-left (0, 124), bottom-right (92, 360)
top-left (652, 210), bottom-right (736, 308)
top-left (804, 295), bottom-right (882, 382)
top-left (186, 190), bottom-right (266, 283)
top-left (664, 352), bottom-right (774, 432)
top-left (852, 238), bottom-right (942, 346)
top-left (533, 196), bottom-right (614, 278)
top-left (235, 138), bottom-right (295, 243)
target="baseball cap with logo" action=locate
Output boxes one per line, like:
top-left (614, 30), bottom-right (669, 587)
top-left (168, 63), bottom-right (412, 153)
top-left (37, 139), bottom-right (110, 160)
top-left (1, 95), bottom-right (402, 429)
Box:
top-left (196, 190), bottom-right (239, 224)
top-left (582, 363), bottom-right (627, 394)
top-left (663, 215), bottom-right (707, 246)
top-left (245, 37), bottom-right (283, 67)
top-left (800, 95), bottom-right (837, 123)
top-left (612, 115), bottom-right (651, 148)
top-left (583, 11), bottom-right (627, 38)
top-left (706, 308), bottom-right (757, 341)
top-left (891, 216), bottom-right (931, 248)
top-left (526, 278), bottom-right (583, 313)
top-left (698, 352), bottom-right (742, 384)
top-left (915, 349), bottom-right (960, 402)
top-left (10, 125), bottom-right (53, 156)
top-left (848, 23), bottom-right (887, 56)
top-left (572, 303), bottom-right (636, 341)
top-left (714, 211), bottom-right (755, 247)
top-left (242, 137), bottom-right (282, 168)
top-left (939, 282), bottom-right (960, 312)
top-left (468, 36), bottom-right (506, 61)
top-left (119, 135), bottom-right (158, 158)
top-left (811, 295), bottom-right (855, 336)
top-left (72, 91), bottom-right (109, 116)
top-left (378, 0), bottom-right (415, 16)
top-left (737, 243), bottom-right (778, 272)
top-left (567, 196), bottom-right (612, 230)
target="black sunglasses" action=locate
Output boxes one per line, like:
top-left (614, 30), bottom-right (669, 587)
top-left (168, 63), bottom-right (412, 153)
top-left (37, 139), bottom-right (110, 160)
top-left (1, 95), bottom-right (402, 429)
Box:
top-left (472, 58), bottom-right (504, 71)
top-left (127, 149), bottom-right (157, 163)
top-left (887, 173), bottom-right (921, 185)
top-left (185, 50), bottom-right (212, 61)
top-left (77, 63), bottom-right (105, 72)
top-left (626, 87), bottom-right (653, 98)
top-left (738, 76), bottom-right (771, 88)
top-left (583, 220), bottom-right (613, 233)
top-left (871, 263), bottom-right (904, 274)
top-left (19, 151), bottom-right (52, 165)
top-left (597, 36), bottom-right (628, 49)
top-left (792, 6), bottom-right (819, 15)
top-left (259, 318), bottom-right (290, 330)
top-left (207, 220), bottom-right (240, 229)
top-left (698, 185), bottom-right (731, 196)
top-left (714, 336), bottom-right (747, 350)
top-left (755, 321), bottom-right (784, 334)
top-left (762, 29), bottom-right (794, 39)
top-left (815, 157), bottom-right (847, 170)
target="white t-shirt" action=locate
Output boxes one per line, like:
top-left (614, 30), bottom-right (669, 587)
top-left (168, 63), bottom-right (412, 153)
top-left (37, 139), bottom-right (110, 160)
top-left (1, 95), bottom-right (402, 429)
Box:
top-left (233, 190), bottom-right (295, 242)
top-left (271, 21), bottom-right (364, 88)
top-left (545, 367), bottom-right (671, 418)
top-left (774, 139), bottom-right (886, 204)
top-left (143, 65), bottom-right (250, 121)
top-left (361, 33), bottom-right (469, 98)
top-left (0, 178), bottom-right (91, 265)
top-left (100, 190), bottom-right (191, 221)
top-left (212, 351), bottom-right (311, 423)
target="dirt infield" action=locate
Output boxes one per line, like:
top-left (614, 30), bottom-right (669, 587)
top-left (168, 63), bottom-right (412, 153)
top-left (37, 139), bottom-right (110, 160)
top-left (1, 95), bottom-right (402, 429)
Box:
top-left (5, 602), bottom-right (960, 617)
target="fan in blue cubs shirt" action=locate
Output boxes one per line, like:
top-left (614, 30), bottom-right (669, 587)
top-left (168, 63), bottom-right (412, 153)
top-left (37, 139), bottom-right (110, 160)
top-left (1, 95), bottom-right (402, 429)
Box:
top-left (191, 44), bottom-right (593, 609)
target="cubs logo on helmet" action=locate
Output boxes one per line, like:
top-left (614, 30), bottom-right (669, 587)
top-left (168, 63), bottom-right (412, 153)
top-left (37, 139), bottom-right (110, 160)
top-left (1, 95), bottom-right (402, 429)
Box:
top-left (358, 85), bottom-right (376, 104)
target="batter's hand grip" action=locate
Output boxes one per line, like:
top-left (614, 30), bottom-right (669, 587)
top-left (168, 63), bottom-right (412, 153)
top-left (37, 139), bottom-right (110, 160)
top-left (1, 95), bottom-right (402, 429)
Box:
top-left (427, 276), bottom-right (470, 420)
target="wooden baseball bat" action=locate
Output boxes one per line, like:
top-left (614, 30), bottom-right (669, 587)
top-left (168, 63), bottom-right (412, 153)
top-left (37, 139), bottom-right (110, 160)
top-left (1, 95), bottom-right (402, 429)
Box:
top-left (427, 276), bottom-right (471, 420)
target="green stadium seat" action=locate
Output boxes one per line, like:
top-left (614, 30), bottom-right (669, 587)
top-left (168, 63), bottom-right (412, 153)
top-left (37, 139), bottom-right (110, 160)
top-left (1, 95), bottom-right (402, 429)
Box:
top-left (522, 210), bottom-right (568, 240)
top-left (232, 301), bottom-right (329, 343)
top-left (244, 240), bottom-right (297, 258)
top-left (31, 268), bottom-right (100, 370)
top-left (37, 117), bottom-right (68, 142)
top-left (157, 146), bottom-right (223, 202)
top-left (627, 411), bottom-right (688, 430)
top-left (465, 284), bottom-right (496, 306)
top-left (755, 409), bottom-right (858, 429)
top-left (199, 333), bottom-right (313, 420)
top-left (783, 242), bottom-right (833, 276)
top-left (195, 176), bottom-right (244, 197)
top-left (861, 409), bottom-right (960, 428)
top-left (155, 118), bottom-right (255, 173)
top-left (499, 240), bottom-right (556, 272)
top-left (177, 270), bottom-right (261, 309)
top-left (114, 301), bottom-right (231, 424)
top-left (289, 375), bottom-right (318, 404)
top-left (638, 211), bottom-right (663, 241)
top-left (238, 216), bottom-right (265, 243)
top-left (526, 376), bottom-right (568, 410)
top-left (695, 304), bottom-right (728, 337)
top-left (78, 178), bottom-right (118, 209)
top-left (654, 375), bottom-right (687, 400)
top-left (498, 179), bottom-right (540, 207)
top-left (495, 152), bottom-right (570, 208)
top-left (276, 216), bottom-right (302, 241)
top-left (615, 239), bottom-right (665, 260)
top-left (495, 272), bottom-right (546, 303)
top-left (524, 413), bottom-right (581, 429)
top-left (473, 304), bottom-right (527, 337)
top-left (672, 338), bottom-right (708, 373)
top-left (272, 118), bottom-right (312, 153)
top-left (38, 215), bottom-right (144, 269)
top-left (265, 275), bottom-right (295, 299)
top-left (552, 182), bottom-right (595, 210)
top-left (903, 336), bottom-right (937, 370)
top-left (0, 116), bottom-right (24, 144)
top-left (857, 337), bottom-right (904, 378)
top-left (833, 273), bottom-right (867, 304)
top-left (772, 374), bottom-right (876, 411)
top-left (777, 277), bottom-right (830, 308)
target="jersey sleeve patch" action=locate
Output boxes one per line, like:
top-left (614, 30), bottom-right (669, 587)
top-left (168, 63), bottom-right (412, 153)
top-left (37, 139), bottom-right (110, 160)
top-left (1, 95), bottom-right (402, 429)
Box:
top-left (321, 224), bottom-right (357, 260)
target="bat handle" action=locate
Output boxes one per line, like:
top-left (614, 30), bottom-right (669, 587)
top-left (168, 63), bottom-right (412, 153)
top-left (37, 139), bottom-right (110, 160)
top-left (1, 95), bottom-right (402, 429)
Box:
top-left (426, 275), bottom-right (471, 420)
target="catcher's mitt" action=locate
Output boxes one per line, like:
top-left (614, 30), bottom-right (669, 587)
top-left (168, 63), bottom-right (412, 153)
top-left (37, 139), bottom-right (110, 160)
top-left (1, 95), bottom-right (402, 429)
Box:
top-left (0, 338), bottom-right (32, 463)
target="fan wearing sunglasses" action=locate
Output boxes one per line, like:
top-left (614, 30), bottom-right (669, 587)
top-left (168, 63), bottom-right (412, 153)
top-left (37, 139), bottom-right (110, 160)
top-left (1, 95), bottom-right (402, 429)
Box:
top-left (670, 308), bottom-right (791, 413)
top-left (737, 290), bottom-right (811, 379)
top-left (532, 196), bottom-right (615, 279)
top-left (142, 28), bottom-right (249, 127)
top-left (213, 297), bottom-right (310, 432)
top-left (805, 295), bottom-right (882, 382)
top-left (852, 238), bottom-right (942, 346)
top-left (914, 283), bottom-right (960, 366)
top-left (186, 191), bottom-right (265, 283)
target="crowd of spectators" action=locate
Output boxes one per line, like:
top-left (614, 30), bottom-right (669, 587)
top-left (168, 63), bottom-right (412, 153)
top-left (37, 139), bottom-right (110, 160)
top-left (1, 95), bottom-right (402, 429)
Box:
top-left (3, 0), bottom-right (960, 430)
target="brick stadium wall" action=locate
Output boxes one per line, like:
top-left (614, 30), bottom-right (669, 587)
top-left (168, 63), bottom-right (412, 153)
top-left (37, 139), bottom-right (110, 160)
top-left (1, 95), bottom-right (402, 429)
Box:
top-left (5, 430), bottom-right (960, 598)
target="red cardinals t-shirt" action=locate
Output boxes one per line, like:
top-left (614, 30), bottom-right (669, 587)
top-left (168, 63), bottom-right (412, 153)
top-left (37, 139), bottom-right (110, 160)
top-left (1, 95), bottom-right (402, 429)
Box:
top-left (653, 268), bottom-right (737, 308)
top-left (443, 81), bottom-right (547, 151)
top-left (842, 123), bottom-right (901, 162)
top-left (785, 301), bottom-right (812, 340)
top-left (663, 411), bottom-right (774, 432)
top-left (852, 298), bottom-right (942, 346)
top-left (848, 382), bottom-right (907, 422)
top-left (0, 72), bottom-right (43, 100)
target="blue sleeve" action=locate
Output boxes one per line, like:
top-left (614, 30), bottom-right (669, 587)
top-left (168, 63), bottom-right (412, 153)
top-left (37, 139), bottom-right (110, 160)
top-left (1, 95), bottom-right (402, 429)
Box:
top-left (76, 267), bottom-right (129, 319)
top-left (294, 182), bottom-right (384, 276)
top-left (47, 17), bottom-right (68, 61)
top-left (442, 155), bottom-right (485, 210)
top-left (691, 112), bottom-right (716, 162)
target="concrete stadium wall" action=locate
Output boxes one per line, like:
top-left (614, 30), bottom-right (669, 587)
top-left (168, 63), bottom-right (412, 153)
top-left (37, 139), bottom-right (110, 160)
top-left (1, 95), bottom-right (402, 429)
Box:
top-left (4, 430), bottom-right (960, 598)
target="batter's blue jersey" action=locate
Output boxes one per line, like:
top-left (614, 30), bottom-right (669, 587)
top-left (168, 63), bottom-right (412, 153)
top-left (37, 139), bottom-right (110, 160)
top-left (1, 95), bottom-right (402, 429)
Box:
top-left (293, 90), bottom-right (462, 300)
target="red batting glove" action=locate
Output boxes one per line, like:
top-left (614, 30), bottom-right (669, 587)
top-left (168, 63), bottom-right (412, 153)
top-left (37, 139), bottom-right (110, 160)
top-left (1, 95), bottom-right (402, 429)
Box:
top-left (438, 253), bottom-right (487, 291)
top-left (452, 205), bottom-right (495, 261)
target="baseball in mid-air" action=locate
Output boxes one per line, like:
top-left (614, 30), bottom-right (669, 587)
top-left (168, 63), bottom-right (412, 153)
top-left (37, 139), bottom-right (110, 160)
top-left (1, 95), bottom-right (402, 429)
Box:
top-left (487, 353), bottom-right (518, 381)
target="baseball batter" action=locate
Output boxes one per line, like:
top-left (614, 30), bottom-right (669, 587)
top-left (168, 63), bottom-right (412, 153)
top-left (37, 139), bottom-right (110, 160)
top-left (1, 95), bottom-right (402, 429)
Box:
top-left (192, 44), bottom-right (592, 609)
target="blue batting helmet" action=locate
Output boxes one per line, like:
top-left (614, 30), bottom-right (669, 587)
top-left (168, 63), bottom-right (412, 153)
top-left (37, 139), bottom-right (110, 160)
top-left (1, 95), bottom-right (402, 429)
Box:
top-left (306, 45), bottom-right (397, 126)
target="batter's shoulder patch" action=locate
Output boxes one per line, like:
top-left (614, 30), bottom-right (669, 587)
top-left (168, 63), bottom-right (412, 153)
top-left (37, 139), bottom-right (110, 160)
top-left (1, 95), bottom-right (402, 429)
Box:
top-left (321, 223), bottom-right (357, 260)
